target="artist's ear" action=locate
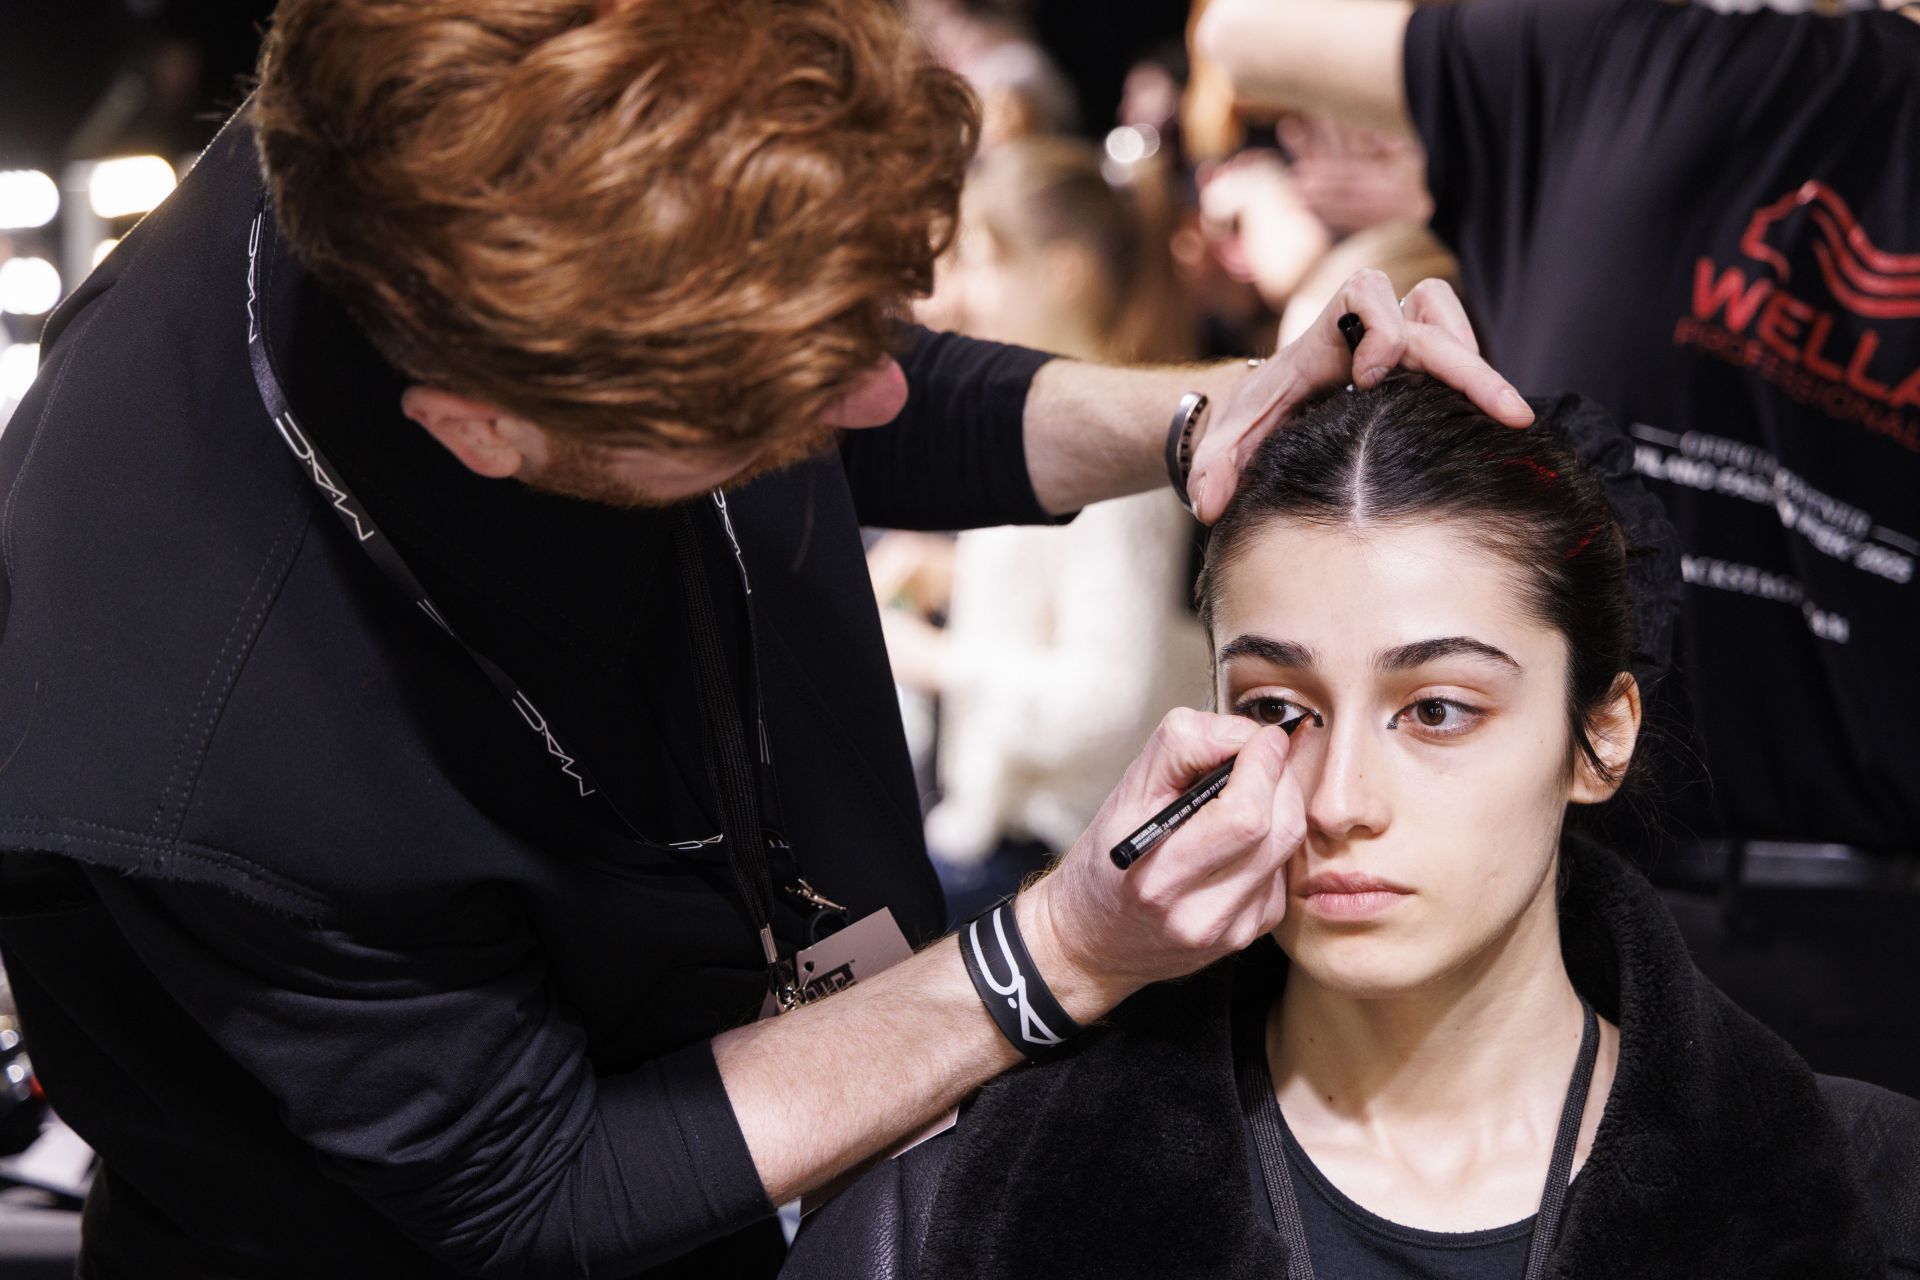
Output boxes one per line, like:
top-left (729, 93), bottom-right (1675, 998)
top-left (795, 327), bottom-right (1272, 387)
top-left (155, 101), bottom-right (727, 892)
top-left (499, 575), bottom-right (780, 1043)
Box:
top-left (1570, 673), bottom-right (1642, 804)
top-left (400, 385), bottom-right (547, 480)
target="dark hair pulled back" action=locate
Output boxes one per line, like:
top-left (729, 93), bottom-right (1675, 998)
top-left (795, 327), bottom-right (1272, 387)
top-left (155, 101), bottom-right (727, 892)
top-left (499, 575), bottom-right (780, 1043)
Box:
top-left (1197, 375), bottom-right (1638, 784)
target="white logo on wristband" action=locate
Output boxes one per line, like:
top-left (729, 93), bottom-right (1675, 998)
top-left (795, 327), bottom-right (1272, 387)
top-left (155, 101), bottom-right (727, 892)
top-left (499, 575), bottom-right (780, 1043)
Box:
top-left (968, 906), bottom-right (1067, 1048)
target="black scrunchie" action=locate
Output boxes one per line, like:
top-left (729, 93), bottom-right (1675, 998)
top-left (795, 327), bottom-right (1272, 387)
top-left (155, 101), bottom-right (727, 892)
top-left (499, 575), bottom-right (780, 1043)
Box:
top-left (1525, 392), bottom-right (1684, 695)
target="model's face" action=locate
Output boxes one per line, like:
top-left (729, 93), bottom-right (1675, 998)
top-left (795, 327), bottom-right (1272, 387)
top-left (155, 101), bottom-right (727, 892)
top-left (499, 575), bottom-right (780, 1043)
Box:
top-left (1212, 518), bottom-right (1584, 998)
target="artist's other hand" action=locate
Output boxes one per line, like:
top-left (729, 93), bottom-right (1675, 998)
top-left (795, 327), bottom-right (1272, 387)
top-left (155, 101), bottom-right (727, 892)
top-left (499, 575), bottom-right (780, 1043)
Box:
top-left (1187, 272), bottom-right (1533, 525)
top-left (1016, 709), bottom-right (1307, 1018)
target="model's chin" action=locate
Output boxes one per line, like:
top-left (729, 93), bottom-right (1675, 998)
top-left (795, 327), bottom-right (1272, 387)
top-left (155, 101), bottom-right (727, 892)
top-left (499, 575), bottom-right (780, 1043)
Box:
top-left (1274, 912), bottom-right (1451, 999)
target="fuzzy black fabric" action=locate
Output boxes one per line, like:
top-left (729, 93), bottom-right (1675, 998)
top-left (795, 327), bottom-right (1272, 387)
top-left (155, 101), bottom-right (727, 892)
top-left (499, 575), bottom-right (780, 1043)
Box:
top-left (785, 837), bottom-right (1920, 1279)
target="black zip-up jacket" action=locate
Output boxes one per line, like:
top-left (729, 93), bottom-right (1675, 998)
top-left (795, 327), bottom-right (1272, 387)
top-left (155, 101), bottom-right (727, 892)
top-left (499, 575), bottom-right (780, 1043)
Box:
top-left (0, 113), bottom-right (1058, 1278)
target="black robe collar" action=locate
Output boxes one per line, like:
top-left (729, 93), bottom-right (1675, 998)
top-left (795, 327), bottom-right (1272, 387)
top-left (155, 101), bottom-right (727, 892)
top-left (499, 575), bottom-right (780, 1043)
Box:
top-left (917, 837), bottom-right (1888, 1278)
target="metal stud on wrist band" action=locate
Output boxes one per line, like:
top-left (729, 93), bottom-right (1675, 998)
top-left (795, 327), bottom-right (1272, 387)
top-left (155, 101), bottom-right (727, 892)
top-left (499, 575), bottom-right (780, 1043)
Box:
top-left (960, 900), bottom-right (1083, 1061)
top-left (1164, 391), bottom-right (1210, 514)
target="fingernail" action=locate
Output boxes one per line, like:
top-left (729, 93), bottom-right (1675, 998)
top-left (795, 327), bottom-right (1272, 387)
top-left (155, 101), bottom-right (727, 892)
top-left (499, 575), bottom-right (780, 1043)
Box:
top-left (1192, 469), bottom-right (1217, 515)
top-left (1500, 388), bottom-right (1532, 420)
top-left (1362, 366), bottom-right (1391, 388)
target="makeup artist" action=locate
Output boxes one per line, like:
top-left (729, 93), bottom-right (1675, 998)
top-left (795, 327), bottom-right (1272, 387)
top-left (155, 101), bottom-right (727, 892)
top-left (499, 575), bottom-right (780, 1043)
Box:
top-left (0, 2), bottom-right (1531, 1277)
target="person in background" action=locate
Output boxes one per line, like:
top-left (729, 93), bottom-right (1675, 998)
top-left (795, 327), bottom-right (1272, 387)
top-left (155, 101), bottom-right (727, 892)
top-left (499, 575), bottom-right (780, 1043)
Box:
top-left (877, 137), bottom-right (1210, 921)
top-left (1276, 112), bottom-right (1431, 238)
top-left (905, 0), bottom-right (1077, 150)
top-left (1197, 0), bottom-right (1920, 1095)
top-left (1179, 0), bottom-right (1458, 362)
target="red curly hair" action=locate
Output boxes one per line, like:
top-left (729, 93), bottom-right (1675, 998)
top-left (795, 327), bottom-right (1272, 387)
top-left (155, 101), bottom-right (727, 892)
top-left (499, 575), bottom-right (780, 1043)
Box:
top-left (253, 0), bottom-right (978, 450)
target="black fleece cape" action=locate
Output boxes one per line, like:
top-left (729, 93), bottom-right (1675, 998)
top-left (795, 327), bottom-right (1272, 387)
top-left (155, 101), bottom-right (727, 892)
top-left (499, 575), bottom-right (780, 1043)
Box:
top-left (786, 837), bottom-right (1920, 1279)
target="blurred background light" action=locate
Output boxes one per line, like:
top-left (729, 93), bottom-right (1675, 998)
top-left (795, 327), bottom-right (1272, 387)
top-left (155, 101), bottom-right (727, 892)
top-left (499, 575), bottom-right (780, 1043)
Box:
top-left (85, 154), bottom-right (175, 219)
top-left (92, 238), bottom-right (120, 268)
top-left (0, 258), bottom-right (62, 316)
top-left (0, 170), bottom-right (59, 231)
top-left (1103, 123), bottom-right (1160, 166)
top-left (0, 343), bottom-right (40, 405)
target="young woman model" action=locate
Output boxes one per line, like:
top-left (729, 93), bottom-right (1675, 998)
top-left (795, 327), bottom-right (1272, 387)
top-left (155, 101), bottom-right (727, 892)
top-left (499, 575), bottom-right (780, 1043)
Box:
top-left (785, 377), bottom-right (1920, 1279)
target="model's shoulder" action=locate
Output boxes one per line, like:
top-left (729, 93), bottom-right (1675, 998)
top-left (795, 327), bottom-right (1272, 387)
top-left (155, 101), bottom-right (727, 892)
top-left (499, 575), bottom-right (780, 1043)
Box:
top-left (1818, 1075), bottom-right (1920, 1269)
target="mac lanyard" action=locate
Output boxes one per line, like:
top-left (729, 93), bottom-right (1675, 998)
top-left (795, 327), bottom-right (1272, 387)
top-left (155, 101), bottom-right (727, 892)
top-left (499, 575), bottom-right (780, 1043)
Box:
top-left (244, 199), bottom-right (812, 1009)
top-left (1238, 999), bottom-right (1601, 1280)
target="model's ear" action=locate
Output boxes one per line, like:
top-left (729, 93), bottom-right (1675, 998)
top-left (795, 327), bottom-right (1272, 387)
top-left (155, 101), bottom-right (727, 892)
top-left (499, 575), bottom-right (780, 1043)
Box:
top-left (400, 385), bottom-right (542, 480)
top-left (1570, 672), bottom-right (1642, 804)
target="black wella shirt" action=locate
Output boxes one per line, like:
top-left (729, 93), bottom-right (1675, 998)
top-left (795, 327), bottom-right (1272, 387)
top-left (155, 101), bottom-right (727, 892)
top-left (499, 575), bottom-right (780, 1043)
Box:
top-left (0, 114), bottom-right (1055, 1278)
top-left (1406, 0), bottom-right (1920, 850)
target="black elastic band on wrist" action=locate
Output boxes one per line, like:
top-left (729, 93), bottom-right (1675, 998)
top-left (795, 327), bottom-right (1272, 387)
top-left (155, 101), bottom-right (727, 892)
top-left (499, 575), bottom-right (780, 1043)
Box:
top-left (960, 900), bottom-right (1083, 1061)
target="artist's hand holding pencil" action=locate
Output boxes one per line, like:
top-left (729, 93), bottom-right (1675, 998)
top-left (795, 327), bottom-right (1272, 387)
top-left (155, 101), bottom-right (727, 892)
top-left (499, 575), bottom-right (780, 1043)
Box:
top-left (1012, 709), bottom-right (1310, 1021)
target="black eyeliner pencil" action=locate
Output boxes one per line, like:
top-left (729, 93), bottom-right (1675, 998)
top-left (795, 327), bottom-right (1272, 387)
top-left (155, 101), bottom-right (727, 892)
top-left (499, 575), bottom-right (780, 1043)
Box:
top-left (1338, 311), bottom-right (1366, 353)
top-left (1110, 712), bottom-right (1312, 870)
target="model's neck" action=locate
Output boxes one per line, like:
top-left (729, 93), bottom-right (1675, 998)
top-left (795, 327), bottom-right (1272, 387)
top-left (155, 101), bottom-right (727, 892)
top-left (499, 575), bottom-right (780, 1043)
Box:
top-left (1271, 883), bottom-right (1585, 1133)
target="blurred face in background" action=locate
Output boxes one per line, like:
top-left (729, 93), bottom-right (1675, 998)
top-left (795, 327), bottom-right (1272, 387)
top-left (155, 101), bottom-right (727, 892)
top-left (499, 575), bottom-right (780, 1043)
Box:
top-left (918, 138), bottom-right (1197, 364)
top-left (923, 199), bottom-right (1102, 357)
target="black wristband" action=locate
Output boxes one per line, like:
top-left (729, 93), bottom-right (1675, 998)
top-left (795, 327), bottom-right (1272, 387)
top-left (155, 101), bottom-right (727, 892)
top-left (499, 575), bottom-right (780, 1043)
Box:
top-left (959, 900), bottom-right (1083, 1061)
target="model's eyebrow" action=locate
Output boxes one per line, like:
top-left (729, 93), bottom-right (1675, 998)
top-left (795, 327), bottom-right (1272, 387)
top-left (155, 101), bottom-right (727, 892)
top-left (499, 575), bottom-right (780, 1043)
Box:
top-left (1217, 635), bottom-right (1317, 668)
top-left (1376, 636), bottom-right (1522, 673)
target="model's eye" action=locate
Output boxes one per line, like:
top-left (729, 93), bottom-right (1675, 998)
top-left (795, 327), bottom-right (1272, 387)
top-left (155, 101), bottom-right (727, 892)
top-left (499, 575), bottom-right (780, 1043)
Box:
top-left (1234, 695), bottom-right (1310, 728)
top-left (1389, 696), bottom-right (1482, 737)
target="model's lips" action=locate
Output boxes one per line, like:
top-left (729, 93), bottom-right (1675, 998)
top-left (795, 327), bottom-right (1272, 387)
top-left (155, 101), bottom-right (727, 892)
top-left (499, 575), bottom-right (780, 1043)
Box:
top-left (1296, 871), bottom-right (1414, 897)
top-left (1294, 871), bottom-right (1414, 922)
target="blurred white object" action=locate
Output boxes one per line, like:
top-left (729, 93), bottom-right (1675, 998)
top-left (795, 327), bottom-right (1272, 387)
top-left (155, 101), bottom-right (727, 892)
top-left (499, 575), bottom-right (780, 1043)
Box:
top-left (86, 155), bottom-right (177, 219)
top-left (0, 259), bottom-right (62, 316)
top-left (0, 343), bottom-right (40, 408)
top-left (0, 1114), bottom-right (93, 1200)
top-left (926, 492), bottom-right (1210, 864)
top-left (0, 171), bottom-right (58, 231)
top-left (92, 239), bottom-right (121, 269)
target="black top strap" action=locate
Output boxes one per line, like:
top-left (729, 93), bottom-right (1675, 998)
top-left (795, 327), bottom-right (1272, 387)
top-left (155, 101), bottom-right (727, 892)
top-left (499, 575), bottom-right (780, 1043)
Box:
top-left (1238, 988), bottom-right (1602, 1280)
top-left (1232, 994), bottom-right (1316, 1280)
top-left (1527, 1000), bottom-right (1601, 1280)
